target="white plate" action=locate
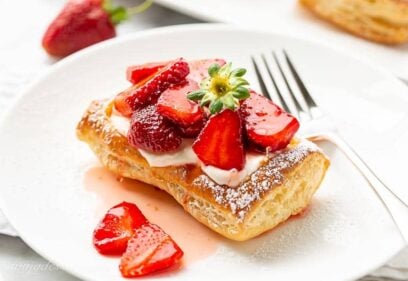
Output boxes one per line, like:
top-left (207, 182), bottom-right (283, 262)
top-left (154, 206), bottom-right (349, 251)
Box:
top-left (0, 24), bottom-right (407, 281)
top-left (154, 0), bottom-right (408, 80)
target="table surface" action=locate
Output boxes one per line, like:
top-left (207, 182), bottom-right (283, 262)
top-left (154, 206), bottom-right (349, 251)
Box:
top-left (0, 1), bottom-right (407, 280)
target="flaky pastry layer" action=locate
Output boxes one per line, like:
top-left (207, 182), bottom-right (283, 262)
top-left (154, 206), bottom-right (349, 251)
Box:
top-left (77, 99), bottom-right (330, 241)
top-left (300, 0), bottom-right (408, 44)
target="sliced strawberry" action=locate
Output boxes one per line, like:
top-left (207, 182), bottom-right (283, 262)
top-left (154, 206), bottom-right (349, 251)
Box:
top-left (176, 117), bottom-right (206, 138)
top-left (126, 58), bottom-right (225, 85)
top-left (126, 61), bottom-right (169, 84)
top-left (157, 79), bottom-right (204, 127)
top-left (128, 105), bottom-right (182, 152)
top-left (93, 202), bottom-right (147, 255)
top-left (114, 91), bottom-right (134, 117)
top-left (188, 58), bottom-right (226, 83)
top-left (240, 91), bottom-right (300, 151)
top-left (114, 59), bottom-right (190, 117)
top-left (193, 109), bottom-right (245, 170)
top-left (119, 223), bottom-right (183, 278)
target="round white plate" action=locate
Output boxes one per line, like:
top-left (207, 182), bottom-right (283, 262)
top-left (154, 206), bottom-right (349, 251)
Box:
top-left (154, 0), bottom-right (408, 80)
top-left (0, 24), bottom-right (407, 281)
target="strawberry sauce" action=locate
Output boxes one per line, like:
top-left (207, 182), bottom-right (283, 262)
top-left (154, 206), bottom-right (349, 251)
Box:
top-left (83, 165), bottom-right (222, 265)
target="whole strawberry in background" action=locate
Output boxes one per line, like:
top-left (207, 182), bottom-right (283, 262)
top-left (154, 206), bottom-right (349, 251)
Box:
top-left (42, 0), bottom-right (152, 57)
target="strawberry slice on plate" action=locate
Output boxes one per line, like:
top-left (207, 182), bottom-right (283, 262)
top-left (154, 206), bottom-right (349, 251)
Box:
top-left (126, 61), bottom-right (169, 85)
top-left (157, 79), bottom-right (205, 127)
top-left (114, 59), bottom-right (190, 117)
top-left (193, 109), bottom-right (245, 170)
top-left (119, 223), bottom-right (184, 278)
top-left (240, 91), bottom-right (300, 151)
top-left (93, 202), bottom-right (147, 255)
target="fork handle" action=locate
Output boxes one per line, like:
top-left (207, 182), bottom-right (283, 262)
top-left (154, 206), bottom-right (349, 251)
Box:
top-left (309, 132), bottom-right (408, 243)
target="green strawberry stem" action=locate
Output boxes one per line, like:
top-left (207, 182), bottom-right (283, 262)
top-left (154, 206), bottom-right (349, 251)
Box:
top-left (187, 62), bottom-right (250, 115)
top-left (104, 0), bottom-right (154, 25)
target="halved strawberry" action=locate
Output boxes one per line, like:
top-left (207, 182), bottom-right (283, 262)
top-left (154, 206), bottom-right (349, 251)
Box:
top-left (126, 58), bottom-right (225, 85)
top-left (188, 58), bottom-right (226, 83)
top-left (176, 117), bottom-right (206, 138)
top-left (119, 223), bottom-right (183, 278)
top-left (157, 79), bottom-right (204, 127)
top-left (114, 59), bottom-right (190, 117)
top-left (93, 202), bottom-right (147, 255)
top-left (114, 91), bottom-right (134, 117)
top-left (128, 105), bottom-right (182, 152)
top-left (240, 91), bottom-right (300, 151)
top-left (126, 61), bottom-right (169, 84)
top-left (193, 109), bottom-right (245, 170)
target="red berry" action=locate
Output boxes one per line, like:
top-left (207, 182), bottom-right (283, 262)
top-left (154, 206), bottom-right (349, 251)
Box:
top-left (126, 61), bottom-right (169, 84)
top-left (240, 91), bottom-right (300, 151)
top-left (114, 59), bottom-right (190, 117)
top-left (93, 202), bottom-right (147, 255)
top-left (119, 223), bottom-right (183, 278)
top-left (188, 58), bottom-right (226, 83)
top-left (113, 91), bottom-right (134, 118)
top-left (128, 105), bottom-right (182, 152)
top-left (193, 109), bottom-right (245, 170)
top-left (126, 58), bottom-right (226, 85)
top-left (176, 117), bottom-right (206, 138)
top-left (42, 0), bottom-right (116, 57)
top-left (157, 79), bottom-right (205, 127)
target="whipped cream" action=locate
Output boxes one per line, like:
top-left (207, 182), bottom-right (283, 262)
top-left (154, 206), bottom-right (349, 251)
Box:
top-left (110, 109), bottom-right (265, 187)
top-left (201, 153), bottom-right (266, 187)
top-left (138, 139), bottom-right (197, 167)
top-left (110, 109), bottom-right (131, 136)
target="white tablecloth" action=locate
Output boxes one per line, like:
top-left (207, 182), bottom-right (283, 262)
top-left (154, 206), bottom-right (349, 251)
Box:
top-left (0, 1), bottom-right (407, 280)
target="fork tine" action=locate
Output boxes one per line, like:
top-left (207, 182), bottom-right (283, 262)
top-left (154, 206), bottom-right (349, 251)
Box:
top-left (251, 55), bottom-right (287, 110)
top-left (283, 50), bottom-right (317, 109)
top-left (251, 56), bottom-right (273, 101)
top-left (254, 53), bottom-right (299, 116)
top-left (272, 51), bottom-right (308, 119)
top-left (260, 54), bottom-right (291, 113)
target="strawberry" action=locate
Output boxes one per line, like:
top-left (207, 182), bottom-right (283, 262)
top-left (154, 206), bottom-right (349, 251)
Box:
top-left (193, 109), bottom-right (245, 170)
top-left (188, 58), bottom-right (226, 83)
top-left (42, 0), bottom-right (117, 57)
top-left (114, 59), bottom-right (190, 117)
top-left (176, 117), bottom-right (206, 138)
top-left (240, 91), bottom-right (300, 151)
top-left (113, 91), bottom-right (134, 118)
top-left (42, 0), bottom-right (154, 58)
top-left (126, 58), bottom-right (226, 85)
top-left (119, 223), bottom-right (183, 278)
top-left (157, 79), bottom-right (205, 127)
top-left (126, 61), bottom-right (169, 84)
top-left (128, 105), bottom-right (182, 152)
top-left (93, 202), bottom-right (147, 255)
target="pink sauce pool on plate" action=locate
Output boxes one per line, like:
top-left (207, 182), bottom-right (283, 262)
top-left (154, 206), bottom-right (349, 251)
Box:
top-left (84, 165), bottom-right (222, 265)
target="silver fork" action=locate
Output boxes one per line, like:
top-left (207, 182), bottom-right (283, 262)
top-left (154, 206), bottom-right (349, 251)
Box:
top-left (251, 50), bottom-right (408, 242)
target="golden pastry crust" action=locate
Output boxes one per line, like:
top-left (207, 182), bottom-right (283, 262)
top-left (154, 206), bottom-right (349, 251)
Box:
top-left (300, 0), bottom-right (408, 44)
top-left (77, 99), bottom-right (330, 241)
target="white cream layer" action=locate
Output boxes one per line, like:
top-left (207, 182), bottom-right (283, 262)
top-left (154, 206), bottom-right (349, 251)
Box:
top-left (200, 153), bottom-right (266, 186)
top-left (110, 110), bottom-right (266, 187)
top-left (138, 139), bottom-right (197, 167)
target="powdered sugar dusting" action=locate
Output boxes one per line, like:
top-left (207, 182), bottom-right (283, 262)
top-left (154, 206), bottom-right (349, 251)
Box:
top-left (193, 139), bottom-right (319, 222)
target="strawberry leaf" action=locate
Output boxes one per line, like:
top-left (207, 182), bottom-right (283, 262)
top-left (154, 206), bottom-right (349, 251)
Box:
top-left (187, 62), bottom-right (250, 115)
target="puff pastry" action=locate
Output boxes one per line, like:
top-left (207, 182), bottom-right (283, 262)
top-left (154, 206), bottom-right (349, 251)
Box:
top-left (77, 99), bottom-right (330, 241)
top-left (300, 0), bottom-right (408, 44)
